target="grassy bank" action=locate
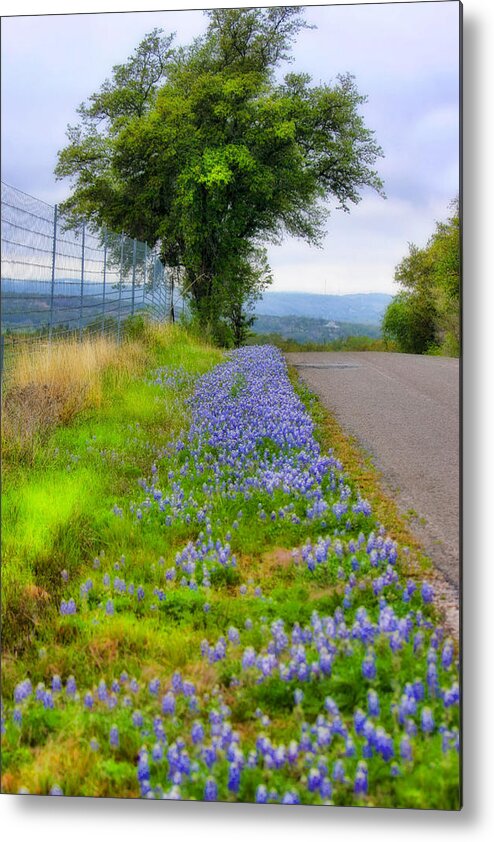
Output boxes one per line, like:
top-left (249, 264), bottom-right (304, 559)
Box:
top-left (1, 331), bottom-right (459, 808)
top-left (1, 320), bottom-right (223, 656)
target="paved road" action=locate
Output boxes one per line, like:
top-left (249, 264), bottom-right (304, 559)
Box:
top-left (287, 352), bottom-right (460, 591)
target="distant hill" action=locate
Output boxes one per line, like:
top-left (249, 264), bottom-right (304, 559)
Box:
top-left (255, 292), bottom-right (392, 325)
top-left (252, 315), bottom-right (381, 344)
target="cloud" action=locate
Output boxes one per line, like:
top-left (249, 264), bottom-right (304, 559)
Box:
top-left (1, 2), bottom-right (460, 294)
top-left (268, 193), bottom-right (456, 295)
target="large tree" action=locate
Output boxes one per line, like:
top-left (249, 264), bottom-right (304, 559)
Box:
top-left (56, 7), bottom-right (384, 341)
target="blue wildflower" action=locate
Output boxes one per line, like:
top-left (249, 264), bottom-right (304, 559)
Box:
top-left (204, 778), bottom-right (218, 801)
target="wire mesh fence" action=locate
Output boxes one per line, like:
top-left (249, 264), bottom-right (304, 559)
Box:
top-left (1, 182), bottom-right (173, 373)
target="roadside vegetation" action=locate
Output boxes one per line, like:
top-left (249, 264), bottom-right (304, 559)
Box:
top-left (247, 333), bottom-right (395, 353)
top-left (1, 324), bottom-right (459, 808)
top-left (381, 200), bottom-right (460, 357)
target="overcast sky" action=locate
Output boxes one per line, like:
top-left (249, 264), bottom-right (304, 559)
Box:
top-left (1, 1), bottom-right (460, 295)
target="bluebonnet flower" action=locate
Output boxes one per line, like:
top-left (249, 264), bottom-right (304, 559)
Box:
top-left (324, 697), bottom-right (339, 715)
top-left (152, 742), bottom-right (164, 762)
top-left (354, 709), bottom-right (366, 735)
top-left (227, 763), bottom-right (241, 794)
top-left (109, 725), bottom-right (119, 747)
top-left (421, 582), bottom-right (434, 604)
top-left (282, 791), bottom-right (300, 805)
top-left (421, 707), bottom-right (435, 734)
top-left (307, 768), bottom-right (321, 792)
top-left (400, 735), bottom-right (413, 762)
top-left (43, 691), bottom-right (54, 709)
top-left (65, 676), bottom-right (77, 697)
top-left (442, 639), bottom-right (454, 670)
top-left (413, 679), bottom-right (425, 701)
top-left (443, 682), bottom-right (460, 707)
top-left (191, 721), bottom-right (204, 744)
top-left (148, 678), bottom-right (160, 696)
top-left (242, 647), bottom-right (256, 669)
top-left (51, 675), bottom-right (62, 693)
top-left (367, 689), bottom-right (380, 717)
top-left (320, 777), bottom-right (333, 799)
top-left (375, 727), bottom-right (394, 761)
top-left (171, 672), bottom-right (183, 693)
top-left (204, 778), bottom-right (218, 801)
top-left (362, 652), bottom-right (376, 680)
top-left (255, 785), bottom-right (268, 804)
top-left (162, 692), bottom-right (176, 715)
top-left (332, 760), bottom-right (346, 783)
top-left (354, 761), bottom-right (368, 796)
top-left (227, 626), bottom-right (240, 645)
top-left (49, 785), bottom-right (64, 796)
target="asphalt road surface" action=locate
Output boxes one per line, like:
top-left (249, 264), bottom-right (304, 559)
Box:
top-left (287, 352), bottom-right (460, 592)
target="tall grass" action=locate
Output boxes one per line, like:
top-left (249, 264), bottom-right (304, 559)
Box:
top-left (1, 328), bottom-right (150, 462)
top-left (1, 319), bottom-right (224, 655)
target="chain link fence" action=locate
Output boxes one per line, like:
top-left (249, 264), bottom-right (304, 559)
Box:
top-left (1, 182), bottom-right (173, 373)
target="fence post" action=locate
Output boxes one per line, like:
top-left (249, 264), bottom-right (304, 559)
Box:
top-left (79, 219), bottom-right (86, 341)
top-left (143, 243), bottom-right (148, 309)
top-left (0, 334), bottom-right (4, 379)
top-left (170, 269), bottom-right (175, 324)
top-left (49, 204), bottom-right (58, 341)
top-left (152, 254), bottom-right (157, 317)
top-left (117, 232), bottom-right (124, 343)
top-left (131, 238), bottom-right (137, 316)
top-left (102, 227), bottom-right (107, 335)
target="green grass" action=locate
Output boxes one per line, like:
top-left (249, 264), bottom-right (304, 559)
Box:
top-left (1, 330), bottom-right (459, 808)
top-left (1, 324), bottom-right (223, 658)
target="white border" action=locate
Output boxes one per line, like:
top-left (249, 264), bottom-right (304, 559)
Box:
top-left (2, 1), bottom-right (493, 839)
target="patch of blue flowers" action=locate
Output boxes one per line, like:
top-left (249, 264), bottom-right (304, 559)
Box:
top-left (132, 347), bottom-right (373, 586)
top-left (1, 347), bottom-right (459, 806)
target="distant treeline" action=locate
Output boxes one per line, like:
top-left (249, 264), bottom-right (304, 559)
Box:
top-left (252, 314), bottom-right (381, 345)
top-left (247, 332), bottom-right (393, 353)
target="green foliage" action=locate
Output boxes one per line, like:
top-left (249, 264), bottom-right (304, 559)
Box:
top-left (382, 200), bottom-right (460, 356)
top-left (382, 290), bottom-right (436, 355)
top-left (55, 8), bottom-right (384, 341)
top-left (249, 332), bottom-right (392, 353)
top-left (1, 331), bottom-right (459, 807)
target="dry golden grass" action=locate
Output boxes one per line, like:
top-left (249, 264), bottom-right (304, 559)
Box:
top-left (9, 334), bottom-right (144, 395)
top-left (1, 335), bottom-right (146, 458)
top-left (1, 736), bottom-right (98, 796)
